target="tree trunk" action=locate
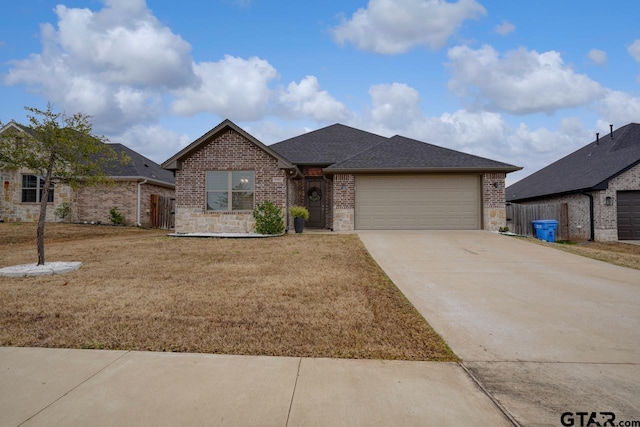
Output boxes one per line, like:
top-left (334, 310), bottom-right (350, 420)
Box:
top-left (36, 160), bottom-right (55, 266)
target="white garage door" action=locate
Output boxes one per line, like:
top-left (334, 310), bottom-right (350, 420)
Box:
top-left (355, 174), bottom-right (481, 230)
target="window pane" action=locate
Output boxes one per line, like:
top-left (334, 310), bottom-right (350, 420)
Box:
top-left (22, 189), bottom-right (37, 203)
top-left (206, 172), bottom-right (228, 191)
top-left (22, 175), bottom-right (37, 189)
top-left (207, 192), bottom-right (228, 211)
top-left (232, 171), bottom-right (254, 191)
top-left (232, 191), bottom-right (254, 210)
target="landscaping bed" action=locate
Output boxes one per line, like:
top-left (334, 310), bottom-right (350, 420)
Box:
top-left (0, 223), bottom-right (456, 361)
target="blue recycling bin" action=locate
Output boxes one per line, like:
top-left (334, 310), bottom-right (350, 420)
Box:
top-left (532, 220), bottom-right (558, 243)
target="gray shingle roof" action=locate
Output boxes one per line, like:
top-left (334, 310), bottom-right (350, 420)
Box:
top-left (326, 135), bottom-right (520, 172)
top-left (506, 123), bottom-right (640, 202)
top-left (269, 124), bottom-right (388, 165)
top-left (105, 143), bottom-right (175, 186)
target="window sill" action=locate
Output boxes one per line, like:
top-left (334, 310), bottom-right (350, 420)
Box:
top-left (19, 202), bottom-right (54, 205)
top-left (205, 210), bottom-right (253, 214)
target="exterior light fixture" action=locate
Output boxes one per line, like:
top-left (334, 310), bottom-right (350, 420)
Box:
top-left (605, 196), bottom-right (612, 206)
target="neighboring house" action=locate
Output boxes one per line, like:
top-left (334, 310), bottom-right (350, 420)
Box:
top-left (506, 123), bottom-right (640, 241)
top-left (0, 122), bottom-right (175, 227)
top-left (162, 119), bottom-right (520, 233)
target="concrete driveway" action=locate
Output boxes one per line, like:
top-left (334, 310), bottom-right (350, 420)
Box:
top-left (358, 230), bottom-right (640, 426)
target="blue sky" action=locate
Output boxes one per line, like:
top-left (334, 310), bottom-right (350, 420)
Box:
top-left (1, 0), bottom-right (640, 183)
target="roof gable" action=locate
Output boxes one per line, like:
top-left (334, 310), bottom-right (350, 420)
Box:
top-left (162, 119), bottom-right (295, 171)
top-left (269, 124), bottom-right (387, 165)
top-left (325, 135), bottom-right (521, 173)
top-left (507, 123), bottom-right (640, 202)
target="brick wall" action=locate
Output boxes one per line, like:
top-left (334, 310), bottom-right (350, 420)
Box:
top-left (332, 174), bottom-right (355, 231)
top-left (174, 128), bottom-right (287, 233)
top-left (482, 172), bottom-right (507, 231)
top-left (594, 163), bottom-right (640, 241)
top-left (76, 181), bottom-right (138, 225)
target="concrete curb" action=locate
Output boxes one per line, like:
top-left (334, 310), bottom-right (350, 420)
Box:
top-left (0, 262), bottom-right (82, 277)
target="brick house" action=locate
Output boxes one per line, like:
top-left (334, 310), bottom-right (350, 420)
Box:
top-left (506, 123), bottom-right (640, 241)
top-left (162, 119), bottom-right (520, 233)
top-left (0, 122), bottom-right (175, 227)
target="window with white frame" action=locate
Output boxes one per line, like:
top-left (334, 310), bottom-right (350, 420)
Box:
top-left (206, 171), bottom-right (255, 211)
top-left (21, 175), bottom-right (54, 203)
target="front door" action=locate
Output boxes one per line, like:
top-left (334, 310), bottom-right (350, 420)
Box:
top-left (305, 178), bottom-right (324, 228)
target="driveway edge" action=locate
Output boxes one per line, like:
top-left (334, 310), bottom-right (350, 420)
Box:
top-left (460, 362), bottom-right (521, 426)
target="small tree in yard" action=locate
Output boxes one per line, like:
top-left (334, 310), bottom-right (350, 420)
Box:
top-left (0, 104), bottom-right (126, 265)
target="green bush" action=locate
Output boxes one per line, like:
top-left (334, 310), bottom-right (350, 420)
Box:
top-left (55, 202), bottom-right (72, 222)
top-left (253, 201), bottom-right (285, 235)
top-left (109, 207), bottom-right (125, 225)
top-left (289, 205), bottom-right (309, 220)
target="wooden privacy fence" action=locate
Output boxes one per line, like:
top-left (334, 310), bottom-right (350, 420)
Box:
top-left (506, 202), bottom-right (569, 240)
top-left (150, 194), bottom-right (175, 229)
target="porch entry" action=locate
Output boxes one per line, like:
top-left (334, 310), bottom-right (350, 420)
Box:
top-left (305, 177), bottom-right (324, 228)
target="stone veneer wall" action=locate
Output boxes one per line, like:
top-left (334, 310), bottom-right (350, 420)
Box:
top-left (0, 168), bottom-right (75, 223)
top-left (174, 128), bottom-right (287, 233)
top-left (332, 173), bottom-right (355, 231)
top-left (482, 172), bottom-right (507, 231)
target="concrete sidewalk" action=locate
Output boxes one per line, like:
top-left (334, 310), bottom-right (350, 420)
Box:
top-left (0, 347), bottom-right (512, 427)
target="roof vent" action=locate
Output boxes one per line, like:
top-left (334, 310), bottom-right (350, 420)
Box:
top-left (596, 133), bottom-right (599, 145)
top-left (610, 124), bottom-right (613, 139)
top-left (144, 163), bottom-right (149, 167)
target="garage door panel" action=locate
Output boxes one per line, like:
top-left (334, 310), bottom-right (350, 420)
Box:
top-left (617, 191), bottom-right (640, 240)
top-left (355, 175), bottom-right (481, 230)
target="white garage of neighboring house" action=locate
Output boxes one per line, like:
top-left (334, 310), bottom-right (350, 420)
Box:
top-left (163, 120), bottom-right (520, 234)
top-left (507, 123), bottom-right (640, 241)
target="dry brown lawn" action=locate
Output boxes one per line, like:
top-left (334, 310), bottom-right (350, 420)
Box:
top-left (0, 223), bottom-right (456, 361)
top-left (524, 237), bottom-right (640, 270)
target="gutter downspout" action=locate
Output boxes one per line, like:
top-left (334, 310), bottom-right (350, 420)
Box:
top-left (137, 179), bottom-right (148, 227)
top-left (581, 191), bottom-right (594, 241)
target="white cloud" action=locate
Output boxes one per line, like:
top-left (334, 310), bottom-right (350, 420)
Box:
top-left (597, 90), bottom-right (640, 125)
top-left (4, 0), bottom-right (193, 132)
top-left (109, 124), bottom-right (191, 164)
top-left (588, 48), bottom-right (607, 65)
top-left (494, 20), bottom-right (515, 36)
top-left (628, 40), bottom-right (640, 62)
top-left (368, 83), bottom-right (423, 130)
top-left (278, 76), bottom-right (351, 122)
top-left (171, 56), bottom-right (277, 121)
top-left (447, 44), bottom-right (604, 114)
top-left (330, 0), bottom-right (486, 54)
